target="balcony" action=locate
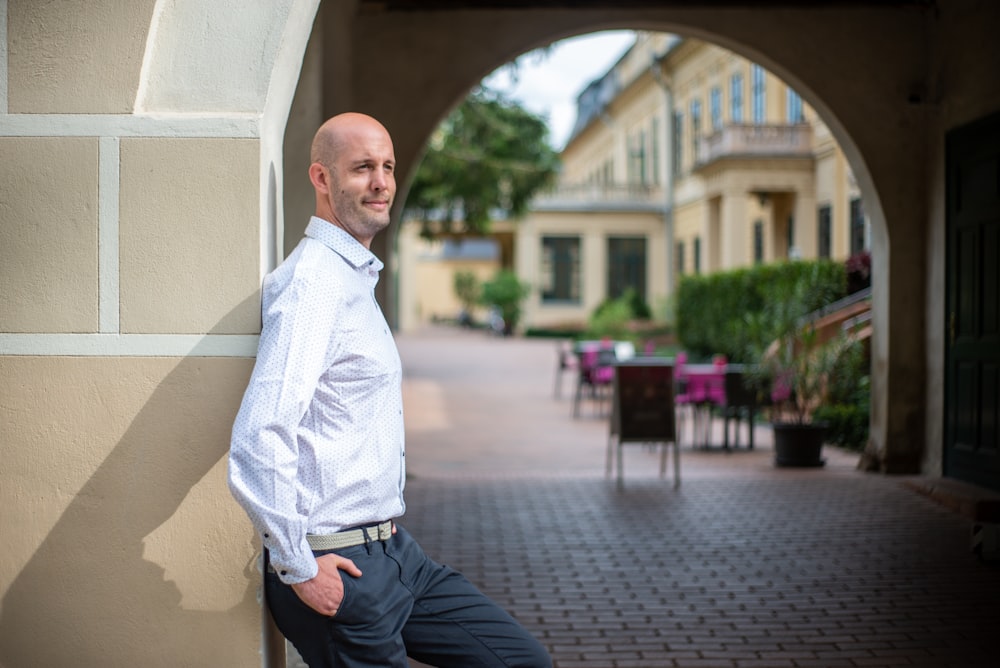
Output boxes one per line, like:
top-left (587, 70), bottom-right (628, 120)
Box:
top-left (531, 182), bottom-right (665, 212)
top-left (694, 123), bottom-right (813, 169)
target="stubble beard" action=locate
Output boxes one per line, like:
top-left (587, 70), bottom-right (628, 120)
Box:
top-left (332, 192), bottom-right (392, 243)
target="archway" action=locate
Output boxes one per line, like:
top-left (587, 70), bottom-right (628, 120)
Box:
top-left (295, 5), bottom-right (912, 475)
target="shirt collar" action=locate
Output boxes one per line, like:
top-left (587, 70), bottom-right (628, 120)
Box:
top-left (305, 216), bottom-right (384, 272)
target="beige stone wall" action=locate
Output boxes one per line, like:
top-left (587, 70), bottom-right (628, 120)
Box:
top-left (0, 137), bottom-right (99, 332)
top-left (7, 0), bottom-right (154, 113)
top-left (1, 1), bottom-right (318, 665)
top-left (0, 356), bottom-right (258, 666)
top-left (118, 138), bottom-right (261, 334)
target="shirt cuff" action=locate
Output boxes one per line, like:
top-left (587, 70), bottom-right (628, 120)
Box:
top-left (268, 541), bottom-right (318, 584)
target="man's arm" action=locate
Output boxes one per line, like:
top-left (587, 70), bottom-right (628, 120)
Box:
top-left (228, 264), bottom-right (339, 584)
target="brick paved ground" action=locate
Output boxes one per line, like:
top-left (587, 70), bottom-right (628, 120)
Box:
top-left (287, 327), bottom-right (1000, 668)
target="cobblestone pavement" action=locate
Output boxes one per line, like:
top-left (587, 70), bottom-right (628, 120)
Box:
top-left (287, 327), bottom-right (1000, 668)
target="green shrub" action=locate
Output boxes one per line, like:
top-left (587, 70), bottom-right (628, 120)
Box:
top-left (814, 401), bottom-right (869, 451)
top-left (586, 288), bottom-right (651, 341)
top-left (588, 297), bottom-right (634, 341)
top-left (453, 271), bottom-right (480, 312)
top-left (815, 344), bottom-right (870, 450)
top-left (676, 259), bottom-right (846, 362)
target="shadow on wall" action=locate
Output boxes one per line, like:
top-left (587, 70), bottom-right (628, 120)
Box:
top-left (0, 295), bottom-right (262, 666)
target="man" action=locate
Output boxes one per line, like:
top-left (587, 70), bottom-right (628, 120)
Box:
top-left (228, 112), bottom-right (551, 667)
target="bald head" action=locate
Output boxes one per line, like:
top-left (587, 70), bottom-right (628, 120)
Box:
top-left (310, 112), bottom-right (392, 167)
top-left (307, 113), bottom-right (396, 248)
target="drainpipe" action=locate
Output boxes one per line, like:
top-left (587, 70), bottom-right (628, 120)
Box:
top-left (650, 56), bottom-right (676, 297)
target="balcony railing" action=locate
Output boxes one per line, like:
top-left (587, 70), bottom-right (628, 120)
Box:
top-left (695, 123), bottom-right (813, 168)
top-left (531, 182), bottom-right (663, 210)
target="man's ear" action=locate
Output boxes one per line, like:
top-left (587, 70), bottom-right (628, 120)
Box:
top-left (308, 162), bottom-right (329, 193)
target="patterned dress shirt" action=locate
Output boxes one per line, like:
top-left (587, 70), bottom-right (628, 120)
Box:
top-left (228, 217), bottom-right (406, 584)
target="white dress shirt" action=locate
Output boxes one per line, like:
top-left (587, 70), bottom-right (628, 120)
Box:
top-left (228, 217), bottom-right (406, 584)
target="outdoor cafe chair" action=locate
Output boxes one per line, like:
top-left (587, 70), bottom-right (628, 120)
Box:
top-left (715, 365), bottom-right (759, 450)
top-left (553, 340), bottom-right (578, 399)
top-left (572, 343), bottom-right (616, 418)
top-left (606, 360), bottom-right (680, 490)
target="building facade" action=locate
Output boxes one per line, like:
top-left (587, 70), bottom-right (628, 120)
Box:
top-left (512, 32), bottom-right (867, 331)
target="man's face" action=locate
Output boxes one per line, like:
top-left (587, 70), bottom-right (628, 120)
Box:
top-left (325, 126), bottom-right (396, 244)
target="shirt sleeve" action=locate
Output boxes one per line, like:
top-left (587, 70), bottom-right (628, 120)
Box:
top-left (227, 260), bottom-right (340, 584)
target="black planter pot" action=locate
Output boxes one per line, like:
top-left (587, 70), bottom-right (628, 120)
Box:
top-left (772, 422), bottom-right (827, 467)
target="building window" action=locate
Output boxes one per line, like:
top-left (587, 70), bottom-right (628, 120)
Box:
top-left (541, 236), bottom-right (581, 303)
top-left (850, 198), bottom-right (866, 254)
top-left (639, 129), bottom-right (648, 184)
top-left (786, 88), bottom-right (804, 123)
top-left (710, 86), bottom-right (722, 131)
top-left (607, 236), bottom-right (647, 302)
top-left (751, 64), bottom-right (766, 124)
top-left (676, 240), bottom-right (686, 275)
top-left (730, 73), bottom-right (743, 123)
top-left (787, 214), bottom-right (796, 258)
top-left (818, 204), bottom-right (832, 258)
top-left (690, 99), bottom-right (702, 163)
top-left (627, 132), bottom-right (644, 185)
top-left (754, 220), bottom-right (764, 264)
top-left (626, 134), bottom-right (634, 183)
top-left (694, 236), bottom-right (702, 274)
top-left (651, 117), bottom-right (660, 184)
top-left (672, 111), bottom-right (683, 175)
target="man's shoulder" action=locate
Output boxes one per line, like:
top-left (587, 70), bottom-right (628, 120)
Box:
top-left (264, 239), bottom-right (351, 302)
top-left (274, 237), bottom-right (352, 279)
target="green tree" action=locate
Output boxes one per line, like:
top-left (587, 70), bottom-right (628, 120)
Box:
top-left (479, 270), bottom-right (530, 335)
top-left (453, 271), bottom-right (480, 326)
top-left (404, 89), bottom-right (560, 237)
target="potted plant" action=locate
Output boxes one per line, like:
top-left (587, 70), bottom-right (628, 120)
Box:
top-left (745, 270), bottom-right (859, 467)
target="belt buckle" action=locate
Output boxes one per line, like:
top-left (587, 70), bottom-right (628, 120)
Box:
top-left (379, 520), bottom-right (393, 541)
top-left (365, 521), bottom-right (392, 543)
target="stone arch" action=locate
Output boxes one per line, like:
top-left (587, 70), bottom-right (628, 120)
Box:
top-left (136, 0), bottom-right (322, 274)
top-left (359, 11), bottom-right (905, 470)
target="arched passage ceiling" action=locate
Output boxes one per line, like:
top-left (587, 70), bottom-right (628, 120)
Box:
top-left (322, 0), bottom-right (972, 472)
top-left (343, 0), bottom-right (934, 215)
top-left (358, 0), bottom-right (933, 10)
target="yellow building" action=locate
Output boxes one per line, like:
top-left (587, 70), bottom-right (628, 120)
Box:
top-left (666, 37), bottom-right (866, 273)
top-left (507, 32), bottom-right (868, 331)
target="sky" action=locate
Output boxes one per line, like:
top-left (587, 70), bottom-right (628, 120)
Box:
top-left (481, 30), bottom-right (636, 150)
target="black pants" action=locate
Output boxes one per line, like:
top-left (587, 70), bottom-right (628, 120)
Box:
top-left (265, 525), bottom-right (551, 667)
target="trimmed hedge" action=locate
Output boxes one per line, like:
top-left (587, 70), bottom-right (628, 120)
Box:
top-left (676, 260), bottom-right (846, 363)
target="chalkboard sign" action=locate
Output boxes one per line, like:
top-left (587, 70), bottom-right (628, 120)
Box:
top-left (606, 360), bottom-right (679, 489)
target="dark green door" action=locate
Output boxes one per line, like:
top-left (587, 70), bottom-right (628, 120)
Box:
top-left (945, 111), bottom-right (1000, 491)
